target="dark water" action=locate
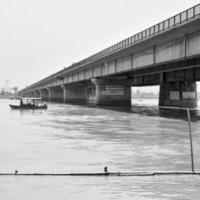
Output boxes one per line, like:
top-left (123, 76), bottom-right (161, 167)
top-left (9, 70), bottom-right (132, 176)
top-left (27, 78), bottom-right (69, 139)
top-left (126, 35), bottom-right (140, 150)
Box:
top-left (0, 99), bottom-right (200, 199)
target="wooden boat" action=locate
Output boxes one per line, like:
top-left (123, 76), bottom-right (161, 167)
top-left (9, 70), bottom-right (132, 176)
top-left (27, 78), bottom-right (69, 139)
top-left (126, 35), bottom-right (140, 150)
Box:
top-left (9, 104), bottom-right (47, 109)
top-left (9, 97), bottom-right (48, 110)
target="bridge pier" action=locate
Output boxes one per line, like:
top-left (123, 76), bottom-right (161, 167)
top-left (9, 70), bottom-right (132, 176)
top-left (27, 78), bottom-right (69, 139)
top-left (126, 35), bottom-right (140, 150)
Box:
top-left (62, 84), bottom-right (87, 104)
top-left (48, 86), bottom-right (63, 102)
top-left (40, 89), bottom-right (49, 101)
top-left (27, 91), bottom-right (34, 98)
top-left (159, 82), bottom-right (197, 108)
top-left (33, 90), bottom-right (40, 98)
top-left (91, 78), bottom-right (132, 106)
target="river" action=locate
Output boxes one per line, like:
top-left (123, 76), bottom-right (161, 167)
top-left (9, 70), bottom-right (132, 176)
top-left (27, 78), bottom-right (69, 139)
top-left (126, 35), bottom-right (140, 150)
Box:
top-left (0, 99), bottom-right (200, 199)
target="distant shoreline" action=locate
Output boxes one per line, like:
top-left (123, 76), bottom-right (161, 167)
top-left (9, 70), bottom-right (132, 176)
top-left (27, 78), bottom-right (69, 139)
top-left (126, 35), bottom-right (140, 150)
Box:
top-left (0, 95), bottom-right (14, 99)
top-left (132, 97), bottom-right (157, 99)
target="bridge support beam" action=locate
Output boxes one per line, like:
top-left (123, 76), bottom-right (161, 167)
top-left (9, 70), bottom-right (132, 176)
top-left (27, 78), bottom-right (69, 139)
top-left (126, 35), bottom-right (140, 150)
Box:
top-left (159, 82), bottom-right (197, 108)
top-left (47, 86), bottom-right (63, 102)
top-left (91, 78), bottom-right (132, 106)
top-left (62, 83), bottom-right (87, 104)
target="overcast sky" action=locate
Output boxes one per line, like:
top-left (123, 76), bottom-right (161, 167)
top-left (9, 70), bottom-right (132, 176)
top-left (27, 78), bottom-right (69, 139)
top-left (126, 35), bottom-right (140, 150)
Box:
top-left (0, 0), bottom-right (199, 89)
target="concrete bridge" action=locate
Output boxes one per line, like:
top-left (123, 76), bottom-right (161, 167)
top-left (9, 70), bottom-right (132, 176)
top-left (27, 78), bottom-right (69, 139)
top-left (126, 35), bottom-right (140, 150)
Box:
top-left (19, 4), bottom-right (200, 108)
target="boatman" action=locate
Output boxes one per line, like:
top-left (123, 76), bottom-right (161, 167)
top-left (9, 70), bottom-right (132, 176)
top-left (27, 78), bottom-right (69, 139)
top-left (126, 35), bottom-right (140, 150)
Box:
top-left (104, 166), bottom-right (108, 174)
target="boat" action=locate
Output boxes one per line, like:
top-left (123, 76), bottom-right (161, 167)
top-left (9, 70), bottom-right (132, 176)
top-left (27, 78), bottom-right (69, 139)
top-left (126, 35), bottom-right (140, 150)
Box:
top-left (9, 97), bottom-right (48, 110)
top-left (9, 104), bottom-right (47, 109)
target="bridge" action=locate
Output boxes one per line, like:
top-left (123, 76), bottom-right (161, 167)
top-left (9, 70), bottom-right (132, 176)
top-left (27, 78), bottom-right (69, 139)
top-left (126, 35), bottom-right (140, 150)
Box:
top-left (19, 4), bottom-right (200, 108)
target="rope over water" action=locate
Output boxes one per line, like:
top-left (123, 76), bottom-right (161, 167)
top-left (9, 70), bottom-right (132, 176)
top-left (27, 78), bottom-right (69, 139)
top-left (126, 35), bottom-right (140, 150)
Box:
top-left (0, 171), bottom-right (199, 177)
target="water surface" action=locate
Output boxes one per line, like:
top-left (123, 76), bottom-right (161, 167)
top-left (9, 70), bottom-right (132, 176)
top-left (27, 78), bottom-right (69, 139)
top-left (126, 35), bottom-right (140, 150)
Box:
top-left (0, 99), bottom-right (200, 199)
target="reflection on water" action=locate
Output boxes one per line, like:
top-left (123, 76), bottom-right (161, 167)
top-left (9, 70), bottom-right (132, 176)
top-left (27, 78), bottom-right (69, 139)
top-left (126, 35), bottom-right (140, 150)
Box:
top-left (0, 99), bottom-right (200, 199)
top-left (0, 176), bottom-right (200, 200)
top-left (132, 99), bottom-right (200, 121)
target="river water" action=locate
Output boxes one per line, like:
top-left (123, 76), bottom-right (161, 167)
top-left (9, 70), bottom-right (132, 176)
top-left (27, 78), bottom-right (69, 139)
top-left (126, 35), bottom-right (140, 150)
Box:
top-left (0, 99), bottom-right (200, 199)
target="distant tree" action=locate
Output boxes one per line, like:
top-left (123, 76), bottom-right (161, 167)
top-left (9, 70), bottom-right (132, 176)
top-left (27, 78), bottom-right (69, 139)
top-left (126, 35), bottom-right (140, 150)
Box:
top-left (13, 86), bottom-right (18, 93)
top-left (0, 88), bottom-right (5, 95)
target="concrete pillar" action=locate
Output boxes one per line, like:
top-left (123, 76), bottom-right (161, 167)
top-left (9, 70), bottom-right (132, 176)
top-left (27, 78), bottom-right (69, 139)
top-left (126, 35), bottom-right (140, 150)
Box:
top-left (47, 86), bottom-right (63, 102)
top-left (91, 78), bottom-right (132, 106)
top-left (32, 91), bottom-right (36, 97)
top-left (28, 91), bottom-right (34, 98)
top-left (33, 90), bottom-right (40, 98)
top-left (61, 83), bottom-right (87, 104)
top-left (159, 82), bottom-right (197, 108)
top-left (61, 85), bottom-right (67, 103)
top-left (40, 89), bottom-right (49, 101)
top-left (87, 82), bottom-right (96, 104)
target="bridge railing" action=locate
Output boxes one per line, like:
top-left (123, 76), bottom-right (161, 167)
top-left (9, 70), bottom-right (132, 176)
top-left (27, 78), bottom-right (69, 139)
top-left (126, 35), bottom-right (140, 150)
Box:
top-left (73, 4), bottom-right (200, 69)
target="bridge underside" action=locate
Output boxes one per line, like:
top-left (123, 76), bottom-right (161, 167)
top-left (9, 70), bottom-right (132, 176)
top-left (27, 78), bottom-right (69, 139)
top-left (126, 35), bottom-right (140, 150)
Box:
top-left (23, 55), bottom-right (200, 108)
top-left (24, 83), bottom-right (197, 108)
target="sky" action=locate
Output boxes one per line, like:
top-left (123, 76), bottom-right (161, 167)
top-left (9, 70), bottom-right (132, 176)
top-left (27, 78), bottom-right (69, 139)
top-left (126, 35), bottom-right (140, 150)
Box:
top-left (0, 0), bottom-right (200, 90)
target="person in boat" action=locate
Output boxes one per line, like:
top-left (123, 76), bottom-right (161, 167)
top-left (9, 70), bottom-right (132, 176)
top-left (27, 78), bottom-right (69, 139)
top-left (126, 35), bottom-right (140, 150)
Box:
top-left (20, 99), bottom-right (23, 106)
top-left (32, 100), bottom-right (36, 107)
top-left (28, 101), bottom-right (34, 107)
